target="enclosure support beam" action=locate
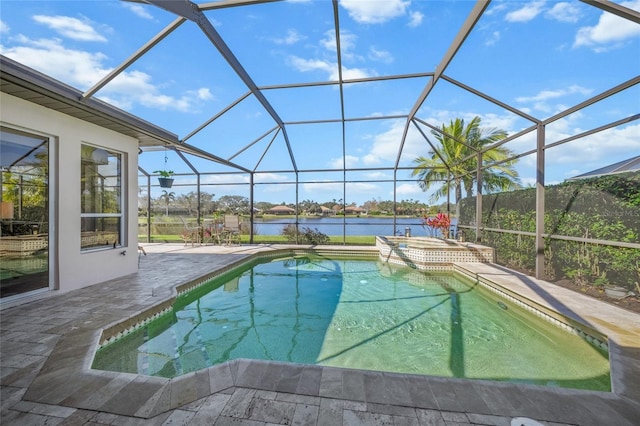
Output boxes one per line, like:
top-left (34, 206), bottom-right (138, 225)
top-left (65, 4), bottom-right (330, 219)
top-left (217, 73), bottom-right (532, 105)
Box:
top-left (295, 173), bottom-right (300, 244)
top-left (580, 0), bottom-right (640, 24)
top-left (197, 174), bottom-right (201, 225)
top-left (475, 152), bottom-right (483, 243)
top-left (81, 17), bottom-right (186, 101)
top-left (333, 0), bottom-right (348, 246)
top-left (249, 173), bottom-right (254, 244)
top-left (395, 0), bottom-right (490, 169)
top-left (146, 175), bottom-right (151, 243)
top-left (393, 169), bottom-right (398, 235)
top-left (535, 124), bottom-right (546, 279)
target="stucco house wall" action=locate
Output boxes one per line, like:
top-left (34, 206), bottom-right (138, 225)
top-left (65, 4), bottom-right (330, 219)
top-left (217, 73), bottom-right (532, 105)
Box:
top-left (1, 93), bottom-right (139, 293)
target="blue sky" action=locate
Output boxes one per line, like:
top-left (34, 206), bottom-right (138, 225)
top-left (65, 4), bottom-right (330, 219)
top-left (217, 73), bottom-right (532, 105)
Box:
top-left (1, 0), bottom-right (639, 205)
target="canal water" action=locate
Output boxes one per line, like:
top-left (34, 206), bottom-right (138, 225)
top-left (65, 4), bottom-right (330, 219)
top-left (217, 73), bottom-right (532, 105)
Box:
top-left (253, 216), bottom-right (457, 237)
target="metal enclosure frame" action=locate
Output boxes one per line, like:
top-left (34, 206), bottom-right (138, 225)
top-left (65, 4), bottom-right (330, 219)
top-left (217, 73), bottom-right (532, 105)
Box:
top-left (2, 0), bottom-right (639, 279)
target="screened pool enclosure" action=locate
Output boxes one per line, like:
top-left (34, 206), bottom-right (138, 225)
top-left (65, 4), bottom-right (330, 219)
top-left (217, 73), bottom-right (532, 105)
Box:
top-left (2, 0), bottom-right (638, 290)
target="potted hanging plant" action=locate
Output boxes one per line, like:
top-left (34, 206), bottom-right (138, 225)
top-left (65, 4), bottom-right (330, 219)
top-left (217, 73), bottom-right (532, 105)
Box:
top-left (154, 169), bottom-right (174, 188)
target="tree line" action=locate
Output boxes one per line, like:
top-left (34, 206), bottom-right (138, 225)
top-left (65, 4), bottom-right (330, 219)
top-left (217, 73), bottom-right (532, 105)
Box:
top-left (140, 192), bottom-right (446, 217)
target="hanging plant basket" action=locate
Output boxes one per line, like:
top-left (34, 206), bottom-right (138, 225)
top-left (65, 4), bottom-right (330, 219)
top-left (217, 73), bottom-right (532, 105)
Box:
top-left (158, 177), bottom-right (174, 188)
top-left (154, 166), bottom-right (174, 188)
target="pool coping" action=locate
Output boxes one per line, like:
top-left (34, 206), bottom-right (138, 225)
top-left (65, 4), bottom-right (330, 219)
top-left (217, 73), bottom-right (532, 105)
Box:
top-left (19, 245), bottom-right (640, 424)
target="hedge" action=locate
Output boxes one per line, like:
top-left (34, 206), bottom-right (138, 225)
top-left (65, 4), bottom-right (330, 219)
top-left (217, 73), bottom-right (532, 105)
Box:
top-left (459, 172), bottom-right (639, 291)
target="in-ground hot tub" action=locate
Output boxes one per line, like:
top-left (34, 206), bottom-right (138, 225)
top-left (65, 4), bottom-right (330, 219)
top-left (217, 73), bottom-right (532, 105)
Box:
top-left (376, 236), bottom-right (495, 271)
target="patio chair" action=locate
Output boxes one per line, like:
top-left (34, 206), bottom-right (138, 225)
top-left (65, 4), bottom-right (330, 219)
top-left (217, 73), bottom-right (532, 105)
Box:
top-left (202, 218), bottom-right (224, 245)
top-left (223, 215), bottom-right (241, 245)
top-left (180, 216), bottom-right (202, 246)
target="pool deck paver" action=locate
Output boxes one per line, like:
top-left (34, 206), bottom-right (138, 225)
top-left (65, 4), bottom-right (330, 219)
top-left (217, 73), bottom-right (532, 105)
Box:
top-left (1, 243), bottom-right (639, 425)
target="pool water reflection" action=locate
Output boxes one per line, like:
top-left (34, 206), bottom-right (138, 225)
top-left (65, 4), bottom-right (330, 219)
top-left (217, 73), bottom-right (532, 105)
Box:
top-left (93, 256), bottom-right (610, 391)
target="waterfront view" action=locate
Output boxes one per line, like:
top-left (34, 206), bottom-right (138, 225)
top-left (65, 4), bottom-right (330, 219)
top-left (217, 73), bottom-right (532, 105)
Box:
top-left (138, 215), bottom-right (460, 244)
top-left (252, 216), bottom-right (452, 237)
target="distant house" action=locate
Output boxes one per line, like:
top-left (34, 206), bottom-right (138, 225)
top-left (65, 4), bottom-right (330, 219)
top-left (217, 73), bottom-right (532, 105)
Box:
top-left (320, 206), bottom-right (335, 216)
top-left (344, 206), bottom-right (366, 215)
top-left (567, 156), bottom-right (640, 181)
top-left (266, 205), bottom-right (296, 215)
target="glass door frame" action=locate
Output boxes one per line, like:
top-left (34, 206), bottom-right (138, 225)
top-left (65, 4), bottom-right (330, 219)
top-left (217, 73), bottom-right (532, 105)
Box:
top-left (0, 125), bottom-right (56, 302)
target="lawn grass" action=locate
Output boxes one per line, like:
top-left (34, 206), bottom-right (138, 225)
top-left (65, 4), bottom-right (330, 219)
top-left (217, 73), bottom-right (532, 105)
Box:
top-left (140, 234), bottom-right (376, 245)
top-left (244, 235), bottom-right (375, 245)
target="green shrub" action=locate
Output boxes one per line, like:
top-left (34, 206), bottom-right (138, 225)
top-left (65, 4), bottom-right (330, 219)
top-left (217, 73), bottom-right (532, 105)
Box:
top-left (459, 172), bottom-right (640, 291)
top-left (282, 224), bottom-right (330, 244)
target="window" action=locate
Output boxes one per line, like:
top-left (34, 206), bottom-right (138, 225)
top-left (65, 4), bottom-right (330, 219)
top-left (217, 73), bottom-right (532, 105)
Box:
top-left (80, 144), bottom-right (123, 250)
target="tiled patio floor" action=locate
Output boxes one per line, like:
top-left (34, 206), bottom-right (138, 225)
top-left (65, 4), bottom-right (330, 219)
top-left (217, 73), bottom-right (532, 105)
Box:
top-left (1, 243), bottom-right (639, 425)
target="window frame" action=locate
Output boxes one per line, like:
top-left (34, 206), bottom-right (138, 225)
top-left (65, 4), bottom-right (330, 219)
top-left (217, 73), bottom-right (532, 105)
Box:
top-left (80, 143), bottom-right (126, 252)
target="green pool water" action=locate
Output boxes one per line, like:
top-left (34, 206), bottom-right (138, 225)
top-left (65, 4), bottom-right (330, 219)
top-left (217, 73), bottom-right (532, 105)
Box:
top-left (93, 256), bottom-right (611, 391)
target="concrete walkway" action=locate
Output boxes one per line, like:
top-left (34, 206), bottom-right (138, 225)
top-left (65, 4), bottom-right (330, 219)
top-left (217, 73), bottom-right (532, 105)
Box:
top-left (1, 243), bottom-right (639, 425)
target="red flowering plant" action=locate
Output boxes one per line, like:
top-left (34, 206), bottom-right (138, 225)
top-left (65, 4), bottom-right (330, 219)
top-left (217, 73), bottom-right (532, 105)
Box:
top-left (422, 212), bottom-right (451, 238)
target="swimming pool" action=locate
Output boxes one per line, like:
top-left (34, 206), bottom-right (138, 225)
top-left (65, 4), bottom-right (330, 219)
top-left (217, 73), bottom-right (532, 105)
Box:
top-left (92, 256), bottom-right (610, 391)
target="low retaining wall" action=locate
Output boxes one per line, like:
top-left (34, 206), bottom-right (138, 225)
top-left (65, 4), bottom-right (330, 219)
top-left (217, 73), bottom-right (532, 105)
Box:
top-left (377, 236), bottom-right (494, 271)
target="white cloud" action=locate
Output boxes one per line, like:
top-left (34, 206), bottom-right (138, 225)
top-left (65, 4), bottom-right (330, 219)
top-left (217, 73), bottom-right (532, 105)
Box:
top-left (2, 37), bottom-right (109, 88)
top-left (288, 55), bottom-right (335, 74)
top-left (511, 122), bottom-right (640, 187)
top-left (33, 15), bottom-right (107, 42)
top-left (546, 123), bottom-right (640, 165)
top-left (396, 183), bottom-right (422, 196)
top-left (300, 181), bottom-right (379, 201)
top-left (515, 85), bottom-right (593, 105)
top-left (479, 113), bottom-right (521, 133)
top-left (288, 28), bottom-right (377, 79)
top-left (194, 87), bottom-right (213, 101)
top-left (321, 29), bottom-right (361, 62)
top-left (329, 155), bottom-right (359, 168)
top-left (364, 171), bottom-right (390, 179)
top-left (485, 31), bottom-right (500, 46)
top-left (254, 173), bottom-right (291, 183)
top-left (368, 46), bottom-right (393, 63)
top-left (301, 181), bottom-right (342, 194)
top-left (273, 29), bottom-right (305, 45)
top-left (0, 37), bottom-right (212, 113)
top-left (288, 55), bottom-right (373, 80)
top-left (340, 0), bottom-right (410, 24)
top-left (545, 2), bottom-right (581, 23)
top-left (122, 3), bottom-right (154, 20)
top-left (361, 119), bottom-right (424, 165)
top-left (346, 181), bottom-right (380, 194)
top-left (485, 3), bottom-right (508, 17)
top-left (1, 20), bottom-right (10, 33)
top-left (408, 11), bottom-right (424, 28)
top-left (573, 0), bottom-right (640, 51)
top-left (505, 1), bottom-right (545, 23)
top-left (340, 66), bottom-right (374, 80)
top-left (201, 174), bottom-right (250, 186)
top-left (368, 112), bottom-right (521, 168)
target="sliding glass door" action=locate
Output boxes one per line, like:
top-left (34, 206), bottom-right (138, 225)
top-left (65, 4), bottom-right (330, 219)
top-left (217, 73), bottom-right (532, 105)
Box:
top-left (0, 127), bottom-right (49, 298)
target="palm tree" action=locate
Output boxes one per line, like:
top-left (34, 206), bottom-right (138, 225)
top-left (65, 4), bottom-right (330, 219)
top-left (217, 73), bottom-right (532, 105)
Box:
top-left (412, 116), bottom-right (521, 204)
top-left (160, 190), bottom-right (175, 216)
